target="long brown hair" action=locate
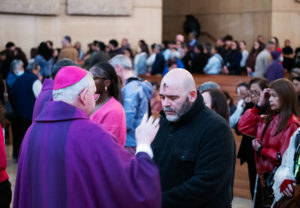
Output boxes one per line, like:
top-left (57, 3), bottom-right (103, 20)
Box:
top-left (202, 89), bottom-right (229, 122)
top-left (263, 78), bottom-right (299, 136)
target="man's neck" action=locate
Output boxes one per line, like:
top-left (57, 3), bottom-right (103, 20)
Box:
top-left (123, 70), bottom-right (135, 85)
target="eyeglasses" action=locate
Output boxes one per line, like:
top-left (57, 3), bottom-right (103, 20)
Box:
top-left (249, 90), bottom-right (260, 97)
top-left (94, 94), bottom-right (100, 101)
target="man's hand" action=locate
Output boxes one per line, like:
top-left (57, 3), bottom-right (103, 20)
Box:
top-left (136, 114), bottom-right (160, 146)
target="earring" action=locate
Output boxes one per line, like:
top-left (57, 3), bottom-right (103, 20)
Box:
top-left (105, 86), bottom-right (108, 91)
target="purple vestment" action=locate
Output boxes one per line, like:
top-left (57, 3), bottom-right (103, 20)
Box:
top-left (14, 101), bottom-right (161, 208)
top-left (32, 79), bottom-right (54, 120)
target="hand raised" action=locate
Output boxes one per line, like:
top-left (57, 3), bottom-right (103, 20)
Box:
top-left (258, 88), bottom-right (270, 107)
top-left (136, 114), bottom-right (160, 146)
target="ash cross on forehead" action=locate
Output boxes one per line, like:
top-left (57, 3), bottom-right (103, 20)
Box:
top-left (163, 83), bottom-right (168, 89)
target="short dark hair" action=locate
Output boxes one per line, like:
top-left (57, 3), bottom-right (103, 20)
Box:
top-left (223, 34), bottom-right (233, 42)
top-left (109, 39), bottom-right (119, 48)
top-left (167, 59), bottom-right (177, 68)
top-left (51, 58), bottom-right (77, 79)
top-left (64, 36), bottom-right (71, 43)
top-left (237, 82), bottom-right (249, 90)
top-left (249, 77), bottom-right (269, 90)
top-left (5, 42), bottom-right (15, 49)
top-left (98, 41), bottom-right (106, 51)
top-left (30, 48), bottom-right (38, 59)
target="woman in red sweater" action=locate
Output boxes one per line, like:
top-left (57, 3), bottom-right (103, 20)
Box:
top-left (238, 78), bottom-right (300, 207)
top-left (0, 121), bottom-right (12, 208)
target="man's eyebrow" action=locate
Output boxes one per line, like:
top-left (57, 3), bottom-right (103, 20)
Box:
top-left (159, 94), bottom-right (179, 97)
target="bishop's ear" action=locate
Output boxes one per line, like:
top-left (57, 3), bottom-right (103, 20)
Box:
top-left (78, 88), bottom-right (89, 106)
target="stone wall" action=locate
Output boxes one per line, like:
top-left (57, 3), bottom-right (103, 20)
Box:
top-left (0, 0), bottom-right (59, 15)
top-left (0, 0), bottom-right (162, 57)
top-left (67, 0), bottom-right (133, 15)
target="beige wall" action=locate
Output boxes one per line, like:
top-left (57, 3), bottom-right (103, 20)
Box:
top-left (163, 0), bottom-right (277, 49)
top-left (272, 0), bottom-right (300, 48)
top-left (0, 0), bottom-right (162, 57)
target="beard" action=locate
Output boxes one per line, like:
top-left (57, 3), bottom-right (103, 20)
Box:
top-left (163, 97), bottom-right (193, 122)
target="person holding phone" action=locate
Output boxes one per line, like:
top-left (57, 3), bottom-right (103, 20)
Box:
top-left (238, 78), bottom-right (300, 207)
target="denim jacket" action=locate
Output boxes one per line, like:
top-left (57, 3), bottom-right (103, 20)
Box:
top-left (203, 53), bottom-right (223, 74)
top-left (122, 77), bottom-right (153, 146)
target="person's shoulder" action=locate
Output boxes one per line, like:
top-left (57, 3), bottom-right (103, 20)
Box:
top-left (101, 98), bottom-right (125, 115)
top-left (71, 119), bottom-right (113, 140)
top-left (109, 97), bottom-right (124, 110)
top-left (290, 114), bottom-right (300, 126)
top-left (196, 107), bottom-right (229, 130)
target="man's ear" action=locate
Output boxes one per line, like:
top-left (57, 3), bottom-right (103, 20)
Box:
top-left (189, 90), bottom-right (197, 102)
top-left (78, 88), bottom-right (89, 106)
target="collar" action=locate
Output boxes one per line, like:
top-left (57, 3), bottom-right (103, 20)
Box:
top-left (35, 101), bottom-right (89, 122)
top-left (161, 92), bottom-right (205, 126)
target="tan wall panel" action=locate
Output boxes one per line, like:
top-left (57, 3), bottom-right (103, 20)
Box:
top-left (272, 0), bottom-right (300, 11)
top-left (0, 0), bottom-right (162, 57)
top-left (164, 0), bottom-right (272, 15)
top-left (271, 11), bottom-right (300, 48)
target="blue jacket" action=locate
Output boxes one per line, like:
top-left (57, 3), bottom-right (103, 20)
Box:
top-left (122, 77), bottom-right (153, 146)
top-left (35, 55), bottom-right (53, 77)
top-left (203, 53), bottom-right (223, 74)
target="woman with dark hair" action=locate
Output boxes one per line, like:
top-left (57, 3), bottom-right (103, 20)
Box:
top-left (14, 47), bottom-right (28, 69)
top-left (134, 40), bottom-right (149, 75)
top-left (201, 88), bottom-right (229, 122)
top-left (223, 40), bottom-right (242, 75)
top-left (35, 42), bottom-right (53, 79)
top-left (246, 41), bottom-right (265, 76)
top-left (238, 78), bottom-right (300, 207)
top-left (223, 90), bottom-right (236, 116)
top-left (90, 62), bottom-right (126, 147)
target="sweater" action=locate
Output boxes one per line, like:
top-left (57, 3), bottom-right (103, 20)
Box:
top-left (0, 123), bottom-right (9, 183)
top-left (91, 97), bottom-right (126, 147)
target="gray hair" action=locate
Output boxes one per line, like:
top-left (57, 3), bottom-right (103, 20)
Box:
top-left (198, 81), bottom-right (220, 92)
top-left (26, 62), bottom-right (39, 72)
top-left (10, 59), bottom-right (24, 74)
top-left (53, 72), bottom-right (94, 103)
top-left (109, 54), bottom-right (132, 70)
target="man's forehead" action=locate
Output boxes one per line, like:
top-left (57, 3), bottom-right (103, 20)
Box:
top-left (160, 81), bottom-right (184, 94)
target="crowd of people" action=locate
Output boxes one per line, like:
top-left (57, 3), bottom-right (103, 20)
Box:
top-left (1, 33), bottom-right (300, 208)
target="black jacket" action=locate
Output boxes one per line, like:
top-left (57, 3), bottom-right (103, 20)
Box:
top-left (152, 94), bottom-right (236, 208)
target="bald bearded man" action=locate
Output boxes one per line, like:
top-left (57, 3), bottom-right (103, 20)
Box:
top-left (152, 69), bottom-right (236, 208)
